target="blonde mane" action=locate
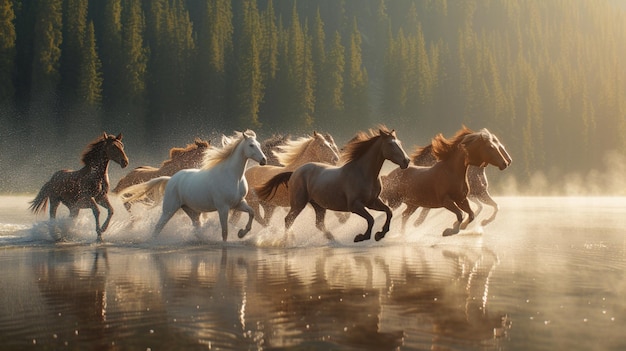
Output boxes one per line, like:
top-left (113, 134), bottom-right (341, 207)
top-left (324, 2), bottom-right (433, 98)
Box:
top-left (430, 126), bottom-right (474, 161)
top-left (201, 130), bottom-right (256, 169)
top-left (273, 134), bottom-right (318, 166)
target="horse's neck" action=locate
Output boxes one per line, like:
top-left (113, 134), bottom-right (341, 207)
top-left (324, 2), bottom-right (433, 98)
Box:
top-left (345, 141), bottom-right (386, 181)
top-left (218, 147), bottom-right (248, 179)
top-left (441, 149), bottom-right (470, 181)
top-left (285, 147), bottom-right (314, 170)
top-left (84, 151), bottom-right (110, 178)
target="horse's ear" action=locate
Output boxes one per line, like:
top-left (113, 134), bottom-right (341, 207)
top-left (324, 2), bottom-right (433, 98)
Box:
top-left (313, 131), bottom-right (319, 137)
top-left (103, 132), bottom-right (108, 139)
top-left (116, 133), bottom-right (123, 141)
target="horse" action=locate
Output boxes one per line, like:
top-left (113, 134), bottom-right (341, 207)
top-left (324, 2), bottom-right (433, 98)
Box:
top-left (113, 138), bottom-right (210, 210)
top-left (29, 133), bottom-right (129, 241)
top-left (261, 134), bottom-right (291, 166)
top-left (411, 134), bottom-right (511, 226)
top-left (244, 131), bottom-right (340, 226)
top-left (255, 127), bottom-right (410, 243)
top-left (380, 127), bottom-right (510, 236)
top-left (120, 130), bottom-right (267, 241)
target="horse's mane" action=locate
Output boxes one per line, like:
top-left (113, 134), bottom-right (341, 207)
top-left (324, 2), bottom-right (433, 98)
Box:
top-left (430, 126), bottom-right (474, 161)
top-left (262, 134), bottom-right (289, 149)
top-left (273, 134), bottom-right (319, 166)
top-left (81, 134), bottom-right (117, 165)
top-left (201, 130), bottom-right (255, 169)
top-left (162, 139), bottom-right (210, 167)
top-left (342, 125), bottom-right (392, 163)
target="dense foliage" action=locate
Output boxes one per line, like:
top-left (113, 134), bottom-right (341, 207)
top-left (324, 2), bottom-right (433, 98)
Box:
top-left (1, 0), bottom-right (626, 193)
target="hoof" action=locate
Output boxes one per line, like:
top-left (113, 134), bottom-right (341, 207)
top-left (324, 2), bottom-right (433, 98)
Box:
top-left (95, 236), bottom-right (104, 243)
top-left (442, 228), bottom-right (458, 237)
top-left (238, 229), bottom-right (248, 239)
top-left (354, 233), bottom-right (370, 242)
top-left (374, 231), bottom-right (386, 241)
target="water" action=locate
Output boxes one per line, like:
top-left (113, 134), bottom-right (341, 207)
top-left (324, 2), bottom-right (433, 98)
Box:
top-left (0, 196), bottom-right (625, 350)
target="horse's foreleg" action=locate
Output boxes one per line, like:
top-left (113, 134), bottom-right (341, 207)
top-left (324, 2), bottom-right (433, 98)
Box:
top-left (367, 198), bottom-right (393, 241)
top-left (457, 198), bottom-right (475, 230)
top-left (217, 207), bottom-right (230, 241)
top-left (442, 198), bottom-right (463, 236)
top-left (353, 202), bottom-right (375, 242)
top-left (310, 202), bottom-right (333, 241)
top-left (97, 197), bottom-right (114, 235)
top-left (233, 201), bottom-right (255, 239)
top-left (258, 203), bottom-right (275, 227)
top-left (476, 192), bottom-right (498, 226)
top-left (413, 208), bottom-right (430, 227)
top-left (89, 198), bottom-right (103, 240)
top-left (469, 195), bottom-right (484, 217)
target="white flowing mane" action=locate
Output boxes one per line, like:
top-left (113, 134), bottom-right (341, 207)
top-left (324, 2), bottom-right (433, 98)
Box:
top-left (273, 135), bottom-right (317, 167)
top-left (201, 130), bottom-right (256, 169)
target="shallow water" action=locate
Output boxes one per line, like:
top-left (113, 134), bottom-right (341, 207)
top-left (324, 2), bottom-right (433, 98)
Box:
top-left (0, 196), bottom-right (625, 350)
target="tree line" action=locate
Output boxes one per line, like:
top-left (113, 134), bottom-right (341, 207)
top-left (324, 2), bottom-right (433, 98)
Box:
top-left (1, 0), bottom-right (626, 193)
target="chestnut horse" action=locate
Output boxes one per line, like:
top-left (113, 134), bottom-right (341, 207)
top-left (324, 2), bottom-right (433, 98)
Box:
top-left (30, 133), bottom-right (129, 241)
top-left (244, 131), bottom-right (340, 226)
top-left (380, 127), bottom-right (510, 236)
top-left (113, 138), bottom-right (210, 210)
top-left (256, 127), bottom-right (410, 243)
top-left (410, 131), bottom-right (511, 226)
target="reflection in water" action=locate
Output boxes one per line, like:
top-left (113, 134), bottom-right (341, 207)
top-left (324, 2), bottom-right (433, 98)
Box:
top-left (1, 242), bottom-right (511, 350)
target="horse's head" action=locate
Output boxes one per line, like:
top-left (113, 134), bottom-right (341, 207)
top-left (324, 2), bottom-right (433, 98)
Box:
top-left (241, 130), bottom-right (267, 166)
top-left (380, 129), bottom-right (410, 169)
top-left (311, 131), bottom-right (340, 165)
top-left (103, 132), bottom-right (129, 168)
top-left (323, 133), bottom-right (341, 160)
top-left (461, 130), bottom-right (509, 170)
top-left (488, 131), bottom-right (512, 167)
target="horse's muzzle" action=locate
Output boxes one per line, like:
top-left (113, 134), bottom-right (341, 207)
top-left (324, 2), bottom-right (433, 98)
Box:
top-left (120, 158), bottom-right (129, 168)
top-left (259, 158), bottom-right (267, 166)
top-left (400, 157), bottom-right (410, 169)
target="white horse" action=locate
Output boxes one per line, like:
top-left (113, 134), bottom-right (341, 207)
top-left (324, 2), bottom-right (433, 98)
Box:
top-left (121, 130), bottom-right (267, 241)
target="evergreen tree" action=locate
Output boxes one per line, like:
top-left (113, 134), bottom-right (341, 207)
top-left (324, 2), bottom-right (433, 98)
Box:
top-left (100, 0), bottom-right (123, 109)
top-left (60, 0), bottom-right (88, 106)
top-left (316, 30), bottom-right (344, 129)
top-left (80, 21), bottom-right (102, 107)
top-left (0, 0), bottom-right (16, 105)
top-left (343, 17), bottom-right (368, 127)
top-left (31, 0), bottom-right (63, 100)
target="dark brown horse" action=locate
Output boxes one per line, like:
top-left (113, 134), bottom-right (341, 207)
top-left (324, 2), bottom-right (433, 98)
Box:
top-left (256, 127), bottom-right (410, 243)
top-left (410, 131), bottom-right (511, 226)
top-left (113, 138), bottom-right (210, 211)
top-left (30, 133), bottom-right (129, 241)
top-left (380, 127), bottom-right (510, 236)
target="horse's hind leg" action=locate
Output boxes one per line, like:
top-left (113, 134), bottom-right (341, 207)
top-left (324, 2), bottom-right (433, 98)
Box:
top-left (457, 198), bottom-right (475, 230)
top-left (97, 196), bottom-right (115, 237)
top-left (182, 205), bottom-right (202, 239)
top-left (310, 201), bottom-right (333, 241)
top-left (401, 204), bottom-right (418, 233)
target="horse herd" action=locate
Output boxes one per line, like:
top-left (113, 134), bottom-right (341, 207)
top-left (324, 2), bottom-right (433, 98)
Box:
top-left (29, 126), bottom-right (511, 243)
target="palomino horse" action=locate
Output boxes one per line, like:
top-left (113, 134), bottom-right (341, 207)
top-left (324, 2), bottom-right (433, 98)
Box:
top-left (411, 133), bottom-right (512, 226)
top-left (30, 133), bottom-right (129, 241)
top-left (245, 131), bottom-right (340, 226)
top-left (256, 127), bottom-right (410, 243)
top-left (121, 130), bottom-right (267, 241)
top-left (113, 138), bottom-right (210, 209)
top-left (380, 127), bottom-right (510, 236)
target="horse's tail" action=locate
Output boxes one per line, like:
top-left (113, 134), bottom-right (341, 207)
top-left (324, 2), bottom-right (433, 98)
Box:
top-left (29, 180), bottom-right (53, 214)
top-left (255, 172), bottom-right (293, 201)
top-left (120, 176), bottom-right (171, 206)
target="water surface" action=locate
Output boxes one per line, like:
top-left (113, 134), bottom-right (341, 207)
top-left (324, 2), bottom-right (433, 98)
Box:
top-left (0, 196), bottom-right (624, 350)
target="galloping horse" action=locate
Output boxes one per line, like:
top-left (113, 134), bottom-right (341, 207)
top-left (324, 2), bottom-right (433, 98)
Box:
top-left (245, 131), bottom-right (340, 226)
top-left (261, 134), bottom-right (291, 166)
top-left (380, 127), bottom-right (510, 236)
top-left (411, 132), bottom-right (511, 226)
top-left (30, 133), bottom-right (129, 241)
top-left (113, 138), bottom-right (210, 210)
top-left (121, 130), bottom-right (267, 241)
top-left (256, 127), bottom-right (410, 243)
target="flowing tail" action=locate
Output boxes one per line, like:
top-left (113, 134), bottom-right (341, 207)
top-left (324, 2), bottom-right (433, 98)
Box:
top-left (255, 172), bottom-right (293, 201)
top-left (120, 176), bottom-right (171, 206)
top-left (29, 180), bottom-right (53, 214)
